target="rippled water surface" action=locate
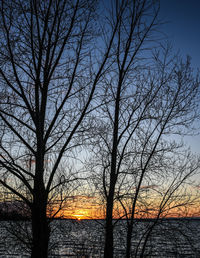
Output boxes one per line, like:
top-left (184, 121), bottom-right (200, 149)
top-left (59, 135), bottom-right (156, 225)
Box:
top-left (1, 219), bottom-right (200, 257)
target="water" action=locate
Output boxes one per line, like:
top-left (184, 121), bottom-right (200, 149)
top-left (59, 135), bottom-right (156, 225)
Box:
top-left (0, 218), bottom-right (200, 257)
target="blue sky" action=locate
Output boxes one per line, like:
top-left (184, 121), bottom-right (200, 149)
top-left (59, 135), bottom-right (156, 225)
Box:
top-left (160, 0), bottom-right (200, 70)
top-left (160, 0), bottom-right (200, 153)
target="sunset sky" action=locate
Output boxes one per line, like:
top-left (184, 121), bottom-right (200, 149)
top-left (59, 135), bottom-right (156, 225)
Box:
top-left (1, 2), bottom-right (199, 257)
top-left (62, 1), bottom-right (200, 220)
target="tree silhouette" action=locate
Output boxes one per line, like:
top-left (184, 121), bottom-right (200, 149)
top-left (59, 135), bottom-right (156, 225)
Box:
top-left (0, 0), bottom-right (115, 256)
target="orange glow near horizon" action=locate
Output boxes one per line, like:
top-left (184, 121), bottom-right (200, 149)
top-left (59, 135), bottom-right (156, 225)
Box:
top-left (50, 194), bottom-right (106, 220)
top-left (51, 200), bottom-right (200, 220)
top-left (73, 214), bottom-right (83, 220)
top-left (65, 206), bottom-right (105, 220)
top-left (52, 202), bottom-right (200, 220)
top-left (71, 209), bottom-right (90, 220)
top-left (49, 191), bottom-right (200, 220)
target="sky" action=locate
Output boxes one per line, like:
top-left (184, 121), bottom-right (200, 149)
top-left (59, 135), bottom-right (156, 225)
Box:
top-left (65, 1), bottom-right (200, 219)
top-left (159, 0), bottom-right (200, 154)
top-left (160, 0), bottom-right (200, 69)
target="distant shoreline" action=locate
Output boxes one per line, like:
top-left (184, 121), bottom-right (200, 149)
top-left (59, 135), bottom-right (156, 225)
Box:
top-left (1, 216), bottom-right (200, 222)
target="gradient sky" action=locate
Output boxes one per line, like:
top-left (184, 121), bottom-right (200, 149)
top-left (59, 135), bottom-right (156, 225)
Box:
top-left (160, 0), bottom-right (200, 154)
top-left (59, 1), bottom-right (200, 219)
top-left (63, 1), bottom-right (200, 219)
top-left (160, 0), bottom-right (200, 69)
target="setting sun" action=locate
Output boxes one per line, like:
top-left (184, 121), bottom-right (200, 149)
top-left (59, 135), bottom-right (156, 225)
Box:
top-left (73, 214), bottom-right (85, 220)
top-left (71, 208), bottom-right (91, 220)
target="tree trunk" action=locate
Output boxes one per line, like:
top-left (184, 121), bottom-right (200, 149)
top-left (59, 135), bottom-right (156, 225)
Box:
top-left (126, 224), bottom-right (133, 258)
top-left (104, 195), bottom-right (114, 258)
top-left (31, 203), bottom-right (50, 258)
top-left (31, 186), bottom-right (50, 258)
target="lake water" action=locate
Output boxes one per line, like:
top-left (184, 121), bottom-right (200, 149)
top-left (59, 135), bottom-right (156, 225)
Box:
top-left (0, 218), bottom-right (200, 257)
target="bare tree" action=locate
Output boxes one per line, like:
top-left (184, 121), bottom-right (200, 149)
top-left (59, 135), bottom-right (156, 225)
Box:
top-left (0, 0), bottom-right (118, 256)
top-left (0, 1), bottom-right (199, 257)
top-left (97, 1), bottom-right (161, 257)
top-left (115, 48), bottom-right (200, 257)
top-left (86, 29), bottom-right (199, 258)
top-left (118, 147), bottom-right (200, 257)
